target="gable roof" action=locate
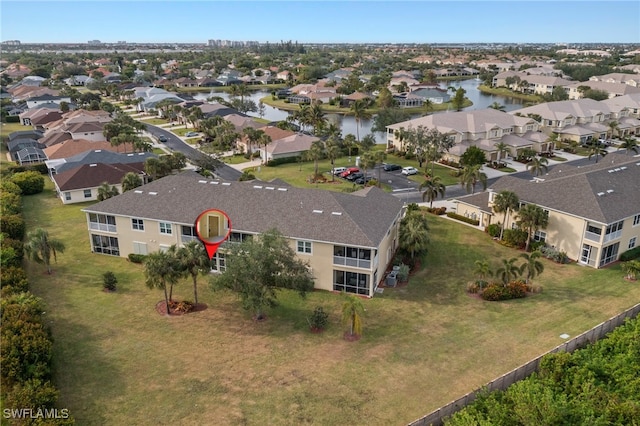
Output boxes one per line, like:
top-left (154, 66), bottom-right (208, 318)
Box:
top-left (52, 150), bottom-right (156, 174)
top-left (53, 162), bottom-right (145, 191)
top-left (43, 139), bottom-right (135, 160)
top-left (490, 152), bottom-right (640, 224)
top-left (83, 171), bottom-right (404, 248)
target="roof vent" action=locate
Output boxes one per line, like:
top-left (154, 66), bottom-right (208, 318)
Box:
top-left (95, 150), bottom-right (102, 152)
top-left (89, 163), bottom-right (97, 167)
top-left (222, 182), bottom-right (231, 186)
top-left (265, 186), bottom-right (274, 190)
top-left (312, 209), bottom-right (323, 214)
top-left (331, 212), bottom-right (343, 216)
top-left (620, 166), bottom-right (627, 170)
top-left (614, 168), bottom-right (621, 172)
top-left (277, 188), bottom-right (287, 192)
top-left (608, 169), bottom-right (615, 173)
top-left (253, 185), bottom-right (263, 189)
top-left (210, 181), bottom-right (219, 185)
top-left (127, 153), bottom-right (134, 156)
top-left (149, 191), bottom-right (158, 195)
top-left (606, 189), bottom-right (614, 194)
top-left (198, 180), bottom-right (207, 183)
top-left (597, 192), bottom-right (605, 196)
top-left (134, 190), bottom-right (143, 194)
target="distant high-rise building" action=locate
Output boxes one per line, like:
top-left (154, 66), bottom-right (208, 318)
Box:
top-left (88, 40), bottom-right (102, 45)
top-left (2, 40), bottom-right (21, 45)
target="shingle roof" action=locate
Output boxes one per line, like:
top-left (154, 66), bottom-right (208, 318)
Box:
top-left (83, 171), bottom-right (404, 248)
top-left (53, 162), bottom-right (145, 191)
top-left (43, 139), bottom-right (135, 160)
top-left (53, 150), bottom-right (156, 174)
top-left (490, 152), bottom-right (640, 223)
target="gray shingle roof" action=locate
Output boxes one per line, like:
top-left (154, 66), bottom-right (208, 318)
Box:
top-left (490, 152), bottom-right (640, 224)
top-left (54, 150), bottom-right (156, 174)
top-left (83, 171), bottom-right (404, 248)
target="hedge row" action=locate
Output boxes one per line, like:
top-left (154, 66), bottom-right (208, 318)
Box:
top-left (620, 246), bottom-right (640, 262)
top-left (446, 212), bottom-right (480, 226)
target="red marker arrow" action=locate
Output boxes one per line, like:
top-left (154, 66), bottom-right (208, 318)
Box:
top-left (194, 209), bottom-right (232, 260)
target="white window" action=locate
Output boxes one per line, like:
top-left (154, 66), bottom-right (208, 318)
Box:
top-left (159, 222), bottom-right (172, 235)
top-left (84, 189), bottom-right (92, 198)
top-left (132, 218), bottom-right (144, 231)
top-left (132, 241), bottom-right (148, 255)
top-left (630, 237), bottom-right (637, 249)
top-left (297, 240), bottom-right (312, 254)
top-left (533, 230), bottom-right (547, 242)
top-left (633, 214), bottom-right (640, 227)
top-left (64, 192), bottom-right (71, 201)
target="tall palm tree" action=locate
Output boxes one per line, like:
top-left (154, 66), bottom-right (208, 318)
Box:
top-left (459, 164), bottom-right (487, 194)
top-left (308, 103), bottom-right (327, 136)
top-left (398, 212), bottom-right (430, 259)
top-left (419, 176), bottom-right (445, 208)
top-left (343, 134), bottom-right (357, 161)
top-left (519, 251), bottom-right (544, 284)
top-left (516, 203), bottom-right (549, 252)
top-left (24, 228), bottom-right (65, 274)
top-left (492, 190), bottom-right (519, 241)
top-left (526, 156), bottom-right (549, 177)
top-left (175, 241), bottom-right (210, 305)
top-left (121, 172), bottom-right (143, 192)
top-left (494, 141), bottom-right (510, 165)
top-left (607, 120), bottom-right (619, 141)
top-left (373, 150), bottom-right (387, 187)
top-left (359, 151), bottom-right (377, 184)
top-left (341, 294), bottom-right (364, 337)
top-left (587, 141), bottom-right (608, 163)
top-left (394, 127), bottom-right (409, 152)
top-left (495, 257), bottom-right (521, 285)
top-left (97, 182), bottom-right (119, 201)
top-left (325, 138), bottom-right (341, 182)
top-left (618, 137), bottom-right (639, 155)
top-left (144, 249), bottom-right (182, 315)
top-left (350, 99), bottom-right (372, 143)
top-left (305, 140), bottom-right (325, 178)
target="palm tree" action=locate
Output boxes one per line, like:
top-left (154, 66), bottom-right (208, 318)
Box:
top-left (96, 182), bottom-right (119, 201)
top-left (373, 150), bottom-right (387, 187)
top-left (24, 228), bottom-right (65, 274)
top-left (341, 294), bottom-right (364, 338)
top-left (495, 257), bottom-right (521, 285)
top-left (394, 127), bottom-right (409, 152)
top-left (618, 137), bottom-right (639, 155)
top-left (419, 176), bottom-right (445, 208)
top-left (587, 141), bottom-right (608, 163)
top-left (305, 140), bottom-right (325, 178)
top-left (473, 260), bottom-right (492, 281)
top-left (398, 212), bottom-right (430, 259)
top-left (519, 251), bottom-right (544, 284)
top-left (359, 151), bottom-right (376, 184)
top-left (517, 203), bottom-right (549, 252)
top-left (494, 141), bottom-right (510, 165)
top-left (325, 138), bottom-right (341, 182)
top-left (343, 134), bottom-right (357, 161)
top-left (121, 172), bottom-right (143, 192)
top-left (489, 102), bottom-right (506, 112)
top-left (144, 249), bottom-right (182, 315)
top-left (492, 190), bottom-right (519, 241)
top-left (350, 99), bottom-right (372, 143)
top-left (607, 120), bottom-right (619, 141)
top-left (526, 156), bottom-right (549, 177)
top-left (459, 164), bottom-right (487, 194)
top-left (308, 103), bottom-right (327, 135)
top-left (175, 241), bottom-right (210, 305)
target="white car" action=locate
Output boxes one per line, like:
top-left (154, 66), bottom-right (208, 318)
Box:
top-left (401, 166), bottom-right (419, 176)
top-left (185, 131), bottom-right (199, 137)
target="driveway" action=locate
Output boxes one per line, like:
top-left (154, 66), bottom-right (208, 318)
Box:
top-left (145, 124), bottom-right (241, 181)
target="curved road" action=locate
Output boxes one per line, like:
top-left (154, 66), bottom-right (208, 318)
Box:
top-left (145, 124), bottom-right (241, 181)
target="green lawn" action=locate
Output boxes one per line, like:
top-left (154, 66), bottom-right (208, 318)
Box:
top-left (138, 118), bottom-right (170, 125)
top-left (21, 180), bottom-right (640, 426)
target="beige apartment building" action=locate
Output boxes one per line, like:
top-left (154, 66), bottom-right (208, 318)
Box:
top-left (82, 171), bottom-right (405, 297)
top-left (454, 153), bottom-right (640, 268)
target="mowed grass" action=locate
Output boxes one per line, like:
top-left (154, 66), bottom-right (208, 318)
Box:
top-left (22, 180), bottom-right (640, 426)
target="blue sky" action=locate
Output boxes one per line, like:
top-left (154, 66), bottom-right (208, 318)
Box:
top-left (2, 1), bottom-right (639, 44)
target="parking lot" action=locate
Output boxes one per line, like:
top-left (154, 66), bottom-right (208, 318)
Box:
top-left (331, 164), bottom-right (420, 192)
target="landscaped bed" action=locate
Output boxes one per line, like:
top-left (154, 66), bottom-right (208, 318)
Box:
top-left (22, 180), bottom-right (640, 426)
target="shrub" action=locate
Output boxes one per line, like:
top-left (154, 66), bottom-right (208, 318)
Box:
top-left (0, 214), bottom-right (26, 240)
top-left (308, 306), bottom-right (329, 330)
top-left (620, 246), bottom-right (640, 262)
top-left (530, 240), bottom-right (546, 252)
top-left (102, 271), bottom-right (117, 291)
top-left (0, 191), bottom-right (23, 215)
top-left (481, 281), bottom-right (528, 301)
top-left (4, 378), bottom-right (59, 411)
top-left (128, 253), bottom-right (146, 263)
top-left (426, 206), bottom-right (447, 215)
top-left (0, 266), bottom-right (29, 297)
top-left (502, 229), bottom-right (527, 249)
top-left (486, 223), bottom-right (501, 238)
top-left (397, 263), bottom-right (410, 282)
top-left (446, 212), bottom-right (480, 226)
top-left (10, 171), bottom-right (45, 195)
top-left (239, 170), bottom-right (256, 181)
top-left (265, 156), bottom-right (301, 167)
top-left (467, 280), bottom-right (488, 294)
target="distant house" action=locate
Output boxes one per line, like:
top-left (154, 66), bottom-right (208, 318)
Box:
top-left (64, 75), bottom-right (95, 86)
top-left (7, 138), bottom-right (46, 165)
top-left (216, 69), bottom-right (244, 86)
top-left (263, 133), bottom-right (319, 162)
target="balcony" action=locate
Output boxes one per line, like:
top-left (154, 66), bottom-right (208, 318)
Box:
top-left (584, 231), bottom-right (601, 242)
top-left (333, 256), bottom-right (371, 270)
top-left (89, 222), bottom-right (116, 233)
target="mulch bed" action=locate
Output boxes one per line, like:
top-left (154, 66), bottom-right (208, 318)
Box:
top-left (343, 332), bottom-right (361, 342)
top-left (155, 301), bottom-right (208, 316)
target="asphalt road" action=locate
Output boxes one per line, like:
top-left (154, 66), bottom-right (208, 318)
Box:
top-left (146, 124), bottom-right (241, 181)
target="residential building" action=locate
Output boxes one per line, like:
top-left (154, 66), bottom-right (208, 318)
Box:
top-left (565, 81), bottom-right (640, 100)
top-left (453, 152), bottom-right (640, 268)
top-left (82, 171), bottom-right (405, 297)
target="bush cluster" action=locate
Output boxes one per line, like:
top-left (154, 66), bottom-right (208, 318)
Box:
top-left (308, 306), bottom-right (329, 330)
top-left (265, 156), bottom-right (301, 167)
top-left (481, 281), bottom-right (528, 301)
top-left (426, 206), bottom-right (447, 215)
top-left (128, 253), bottom-right (147, 263)
top-left (485, 224), bottom-right (501, 238)
top-left (620, 246), bottom-right (640, 262)
top-left (539, 245), bottom-right (570, 264)
top-left (446, 212), bottom-right (480, 226)
top-left (502, 229), bottom-right (528, 249)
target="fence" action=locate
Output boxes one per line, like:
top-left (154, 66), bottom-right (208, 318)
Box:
top-left (408, 302), bottom-right (640, 426)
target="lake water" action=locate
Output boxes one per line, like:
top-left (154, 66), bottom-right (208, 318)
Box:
top-left (192, 79), bottom-right (524, 144)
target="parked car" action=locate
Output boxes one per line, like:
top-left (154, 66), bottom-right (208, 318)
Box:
top-left (340, 167), bottom-right (360, 178)
top-left (401, 166), bottom-right (419, 176)
top-left (185, 131), bottom-right (199, 137)
top-left (332, 167), bottom-right (347, 175)
top-left (157, 135), bottom-right (167, 142)
top-left (346, 172), bottom-right (364, 182)
top-left (383, 163), bottom-right (402, 172)
top-left (354, 176), bottom-right (373, 185)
